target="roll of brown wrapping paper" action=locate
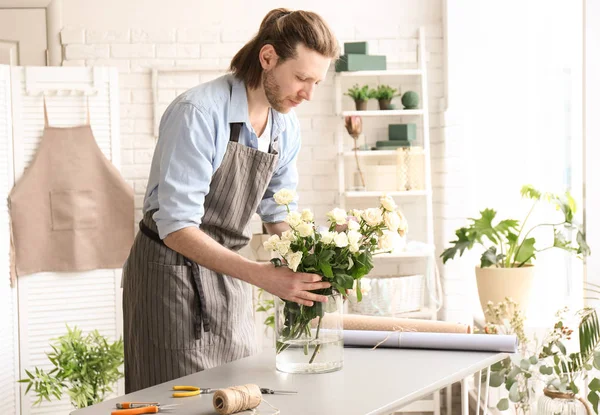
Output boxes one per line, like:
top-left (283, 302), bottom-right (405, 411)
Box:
top-left (213, 384), bottom-right (262, 415)
top-left (343, 314), bottom-right (470, 333)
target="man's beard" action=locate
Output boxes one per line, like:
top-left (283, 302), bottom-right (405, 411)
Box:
top-left (262, 69), bottom-right (289, 113)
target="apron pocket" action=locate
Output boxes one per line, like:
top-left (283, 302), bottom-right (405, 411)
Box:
top-left (50, 189), bottom-right (97, 230)
top-left (146, 261), bottom-right (213, 350)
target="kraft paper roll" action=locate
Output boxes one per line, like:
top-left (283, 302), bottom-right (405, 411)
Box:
top-left (213, 384), bottom-right (262, 415)
top-left (342, 314), bottom-right (470, 334)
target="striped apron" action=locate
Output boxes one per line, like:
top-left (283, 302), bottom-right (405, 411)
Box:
top-left (123, 122), bottom-right (279, 393)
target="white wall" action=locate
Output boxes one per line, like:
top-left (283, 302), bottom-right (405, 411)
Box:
top-left (58, 0), bottom-right (468, 322)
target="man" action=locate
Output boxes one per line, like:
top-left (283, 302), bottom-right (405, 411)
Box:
top-left (122, 8), bottom-right (340, 392)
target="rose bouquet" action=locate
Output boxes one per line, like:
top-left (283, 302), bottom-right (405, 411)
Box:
top-left (264, 189), bottom-right (407, 365)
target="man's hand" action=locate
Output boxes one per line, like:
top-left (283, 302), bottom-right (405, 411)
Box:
top-left (249, 262), bottom-right (331, 307)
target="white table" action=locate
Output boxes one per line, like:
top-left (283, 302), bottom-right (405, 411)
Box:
top-left (70, 348), bottom-right (507, 415)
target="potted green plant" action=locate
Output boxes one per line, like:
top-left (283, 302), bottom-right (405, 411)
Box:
top-left (345, 84), bottom-right (375, 111)
top-left (373, 84), bottom-right (400, 110)
top-left (19, 325), bottom-right (124, 409)
top-left (440, 185), bottom-right (590, 315)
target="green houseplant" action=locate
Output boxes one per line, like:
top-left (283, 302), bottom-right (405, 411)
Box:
top-left (373, 84), bottom-right (400, 110)
top-left (19, 326), bottom-right (124, 409)
top-left (440, 185), bottom-right (590, 314)
top-left (345, 84), bottom-right (375, 111)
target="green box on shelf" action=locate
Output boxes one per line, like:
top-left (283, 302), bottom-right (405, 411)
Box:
top-left (388, 124), bottom-right (417, 141)
top-left (335, 54), bottom-right (387, 72)
top-left (376, 140), bottom-right (411, 149)
top-left (344, 42), bottom-right (369, 55)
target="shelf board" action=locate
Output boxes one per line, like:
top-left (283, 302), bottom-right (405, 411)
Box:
top-left (343, 150), bottom-right (406, 157)
top-left (335, 69), bottom-right (423, 77)
top-left (373, 250), bottom-right (434, 259)
top-left (341, 109), bottom-right (423, 117)
top-left (344, 190), bottom-right (429, 198)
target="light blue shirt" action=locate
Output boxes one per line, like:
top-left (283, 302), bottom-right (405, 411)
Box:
top-left (143, 74), bottom-right (301, 239)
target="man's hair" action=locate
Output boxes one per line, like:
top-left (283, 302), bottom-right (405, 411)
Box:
top-left (230, 8), bottom-right (340, 89)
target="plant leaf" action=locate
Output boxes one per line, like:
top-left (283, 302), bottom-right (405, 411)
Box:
top-left (514, 237), bottom-right (535, 265)
top-left (497, 398), bottom-right (509, 411)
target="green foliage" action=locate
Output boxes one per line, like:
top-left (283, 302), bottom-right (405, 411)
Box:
top-left (373, 84), bottom-right (401, 100)
top-left (440, 184), bottom-right (590, 268)
top-left (486, 302), bottom-right (600, 413)
top-left (345, 84), bottom-right (376, 102)
top-left (255, 288), bottom-right (275, 331)
top-left (18, 326), bottom-right (124, 409)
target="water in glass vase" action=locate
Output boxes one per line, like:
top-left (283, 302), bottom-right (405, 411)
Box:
top-left (276, 330), bottom-right (343, 374)
top-left (274, 291), bottom-right (344, 374)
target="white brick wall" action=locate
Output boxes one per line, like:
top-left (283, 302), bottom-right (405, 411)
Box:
top-left (60, 0), bottom-right (472, 322)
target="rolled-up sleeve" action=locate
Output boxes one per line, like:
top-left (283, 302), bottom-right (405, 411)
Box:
top-left (257, 127), bottom-right (301, 223)
top-left (153, 103), bottom-right (215, 239)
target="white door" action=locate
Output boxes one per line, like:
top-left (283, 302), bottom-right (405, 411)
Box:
top-left (0, 9), bottom-right (47, 65)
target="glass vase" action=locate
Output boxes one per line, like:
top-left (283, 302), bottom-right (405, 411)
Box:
top-left (537, 388), bottom-right (590, 415)
top-left (274, 290), bottom-right (343, 374)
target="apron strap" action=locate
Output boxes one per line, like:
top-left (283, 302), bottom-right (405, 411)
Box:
top-left (43, 96), bottom-right (49, 127)
top-left (229, 122), bottom-right (243, 143)
top-left (138, 220), bottom-right (211, 334)
top-left (229, 121), bottom-right (277, 153)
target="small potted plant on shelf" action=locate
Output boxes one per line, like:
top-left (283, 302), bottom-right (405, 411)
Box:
top-left (373, 85), bottom-right (401, 110)
top-left (440, 185), bottom-right (590, 317)
top-left (345, 84), bottom-right (375, 111)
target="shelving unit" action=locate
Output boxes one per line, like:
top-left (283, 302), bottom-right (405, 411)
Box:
top-left (333, 27), bottom-right (441, 415)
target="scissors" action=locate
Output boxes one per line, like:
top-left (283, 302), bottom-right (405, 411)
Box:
top-left (112, 402), bottom-right (179, 415)
top-left (172, 385), bottom-right (297, 397)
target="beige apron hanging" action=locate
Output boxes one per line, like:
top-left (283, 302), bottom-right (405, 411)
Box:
top-left (122, 120), bottom-right (280, 393)
top-left (8, 97), bottom-right (134, 283)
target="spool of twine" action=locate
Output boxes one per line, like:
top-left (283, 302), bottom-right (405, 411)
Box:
top-left (213, 383), bottom-right (262, 415)
top-left (543, 388), bottom-right (593, 415)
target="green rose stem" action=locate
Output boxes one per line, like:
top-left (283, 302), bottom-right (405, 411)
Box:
top-left (309, 315), bottom-right (323, 364)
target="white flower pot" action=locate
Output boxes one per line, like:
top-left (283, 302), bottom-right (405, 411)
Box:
top-left (475, 265), bottom-right (535, 315)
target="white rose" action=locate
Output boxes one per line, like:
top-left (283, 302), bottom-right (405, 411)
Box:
top-left (347, 230), bottom-right (362, 246)
top-left (350, 209), bottom-right (364, 219)
top-left (327, 208), bottom-right (348, 226)
top-left (285, 211), bottom-right (302, 228)
top-left (301, 209), bottom-right (314, 222)
top-left (349, 242), bottom-right (360, 253)
top-left (263, 234), bottom-right (280, 251)
top-left (347, 219), bottom-right (360, 231)
top-left (273, 189), bottom-right (296, 205)
top-left (380, 194), bottom-right (397, 212)
top-left (363, 208), bottom-right (383, 227)
top-left (276, 240), bottom-right (292, 256)
top-left (296, 222), bottom-right (314, 238)
top-left (383, 211), bottom-right (401, 232)
top-left (397, 210), bottom-right (408, 236)
top-left (286, 251), bottom-right (303, 272)
top-left (378, 231), bottom-right (395, 251)
top-left (281, 230), bottom-right (295, 242)
top-left (334, 232), bottom-right (349, 248)
top-left (320, 231), bottom-right (335, 244)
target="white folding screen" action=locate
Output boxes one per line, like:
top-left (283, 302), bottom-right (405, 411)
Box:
top-left (0, 65), bottom-right (124, 415)
top-left (0, 64), bottom-right (19, 415)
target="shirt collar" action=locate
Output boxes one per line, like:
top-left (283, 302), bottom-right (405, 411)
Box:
top-left (228, 75), bottom-right (286, 137)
